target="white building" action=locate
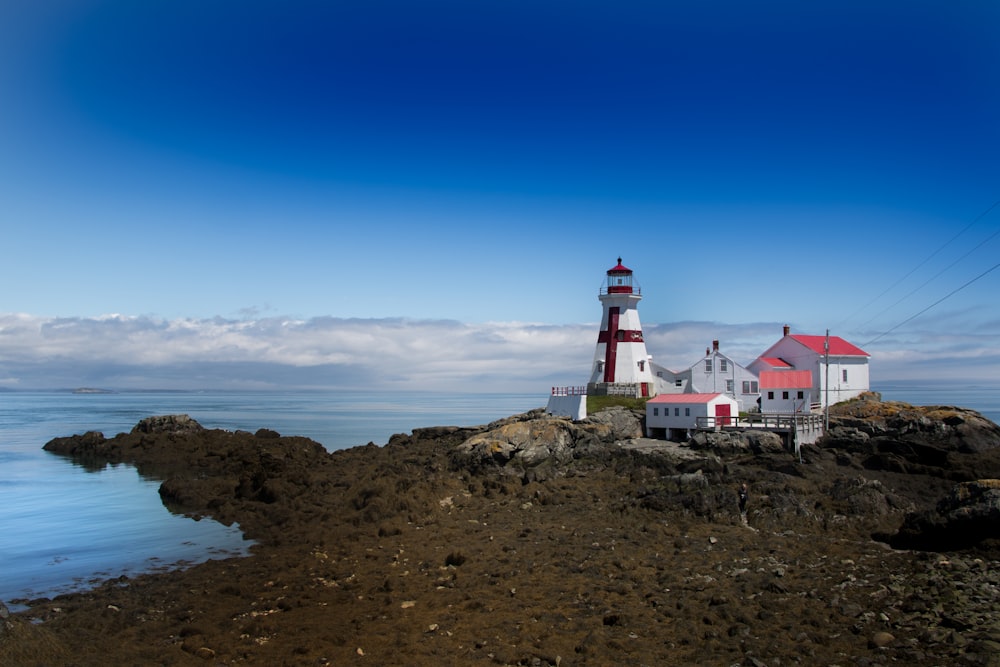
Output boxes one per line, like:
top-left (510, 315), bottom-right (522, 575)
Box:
top-left (751, 326), bottom-right (870, 408)
top-left (686, 340), bottom-right (760, 412)
top-left (645, 392), bottom-right (739, 441)
top-left (759, 370), bottom-right (814, 413)
top-left (651, 341), bottom-right (760, 412)
top-left (650, 361), bottom-right (688, 395)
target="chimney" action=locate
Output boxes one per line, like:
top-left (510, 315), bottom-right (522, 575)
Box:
top-left (706, 347), bottom-right (710, 356)
top-left (783, 325), bottom-right (790, 337)
top-left (712, 340), bottom-right (719, 352)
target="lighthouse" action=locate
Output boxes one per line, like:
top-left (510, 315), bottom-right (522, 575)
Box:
top-left (588, 258), bottom-right (656, 397)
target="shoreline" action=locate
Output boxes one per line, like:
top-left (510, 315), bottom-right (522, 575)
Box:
top-left (4, 401), bottom-right (1000, 665)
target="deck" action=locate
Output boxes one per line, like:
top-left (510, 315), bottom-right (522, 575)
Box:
top-left (695, 412), bottom-right (825, 455)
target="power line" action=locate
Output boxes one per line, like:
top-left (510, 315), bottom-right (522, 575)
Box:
top-left (835, 197), bottom-right (1000, 330)
top-left (864, 259), bottom-right (1000, 347)
top-left (856, 219), bottom-right (1000, 330)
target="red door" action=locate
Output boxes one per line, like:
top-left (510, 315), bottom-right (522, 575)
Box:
top-left (715, 403), bottom-right (731, 426)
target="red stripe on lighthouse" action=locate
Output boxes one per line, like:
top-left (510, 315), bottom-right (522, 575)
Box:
top-left (597, 308), bottom-right (644, 382)
top-left (604, 308), bottom-right (619, 381)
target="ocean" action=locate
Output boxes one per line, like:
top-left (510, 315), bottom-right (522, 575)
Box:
top-left (1, 384), bottom-right (997, 610)
top-left (0, 390), bottom-right (543, 609)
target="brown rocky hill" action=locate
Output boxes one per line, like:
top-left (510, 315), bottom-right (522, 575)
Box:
top-left (3, 397), bottom-right (1000, 666)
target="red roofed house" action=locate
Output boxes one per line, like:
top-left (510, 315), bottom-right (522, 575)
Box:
top-left (759, 370), bottom-right (814, 414)
top-left (751, 326), bottom-right (870, 408)
top-left (645, 393), bottom-right (739, 441)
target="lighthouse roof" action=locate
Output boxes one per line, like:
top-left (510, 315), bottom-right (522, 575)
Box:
top-left (608, 257), bottom-right (632, 274)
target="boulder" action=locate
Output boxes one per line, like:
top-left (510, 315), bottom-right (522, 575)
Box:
top-left (452, 407), bottom-right (642, 478)
top-left (689, 430), bottom-right (785, 455)
top-left (582, 406), bottom-right (644, 440)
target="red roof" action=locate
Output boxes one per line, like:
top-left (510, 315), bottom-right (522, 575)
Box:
top-left (607, 257), bottom-right (632, 274)
top-left (648, 393), bottom-right (725, 404)
top-left (759, 370), bottom-right (813, 389)
top-left (757, 357), bottom-right (792, 368)
top-left (790, 334), bottom-right (869, 357)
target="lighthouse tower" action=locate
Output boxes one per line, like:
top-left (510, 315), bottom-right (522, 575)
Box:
top-left (588, 258), bottom-right (656, 397)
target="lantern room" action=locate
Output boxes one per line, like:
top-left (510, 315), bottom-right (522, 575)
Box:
top-left (603, 257), bottom-right (637, 295)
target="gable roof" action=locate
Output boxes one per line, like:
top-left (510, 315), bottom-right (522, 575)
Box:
top-left (648, 393), bottom-right (726, 404)
top-left (789, 334), bottom-right (869, 357)
top-left (760, 370), bottom-right (813, 389)
top-left (756, 356), bottom-right (792, 369)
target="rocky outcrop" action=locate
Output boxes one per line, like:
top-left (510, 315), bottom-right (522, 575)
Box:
top-left (452, 406), bottom-right (644, 480)
top-left (822, 395), bottom-right (1000, 477)
top-left (889, 479), bottom-right (1000, 552)
top-left (12, 403), bottom-right (1000, 667)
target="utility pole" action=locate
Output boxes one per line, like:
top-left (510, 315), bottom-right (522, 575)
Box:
top-left (824, 329), bottom-right (830, 432)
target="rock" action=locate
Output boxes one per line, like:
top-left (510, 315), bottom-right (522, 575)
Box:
top-left (828, 476), bottom-right (900, 516)
top-left (42, 430), bottom-right (107, 456)
top-left (131, 414), bottom-right (204, 434)
top-left (744, 430), bottom-right (786, 455)
top-left (452, 407), bottom-right (641, 475)
top-left (688, 431), bottom-right (752, 454)
top-left (869, 631), bottom-right (895, 648)
top-left (889, 479), bottom-right (1000, 552)
top-left (826, 398), bottom-right (1000, 458)
top-left (582, 406), bottom-right (644, 440)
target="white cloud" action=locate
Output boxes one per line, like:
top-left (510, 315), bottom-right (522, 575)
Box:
top-left (1, 312), bottom-right (998, 391)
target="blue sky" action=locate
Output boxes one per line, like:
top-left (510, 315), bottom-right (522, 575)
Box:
top-left (1, 1), bottom-right (999, 391)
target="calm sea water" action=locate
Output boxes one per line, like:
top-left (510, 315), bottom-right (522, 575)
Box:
top-left (0, 390), bottom-right (543, 608)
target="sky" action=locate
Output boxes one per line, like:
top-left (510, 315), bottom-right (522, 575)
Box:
top-left (1, 1), bottom-right (999, 392)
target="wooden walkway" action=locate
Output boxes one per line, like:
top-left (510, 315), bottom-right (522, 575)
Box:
top-left (695, 413), bottom-right (825, 455)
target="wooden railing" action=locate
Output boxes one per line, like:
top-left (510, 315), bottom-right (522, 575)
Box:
top-left (696, 413), bottom-right (825, 431)
top-left (551, 386), bottom-right (587, 396)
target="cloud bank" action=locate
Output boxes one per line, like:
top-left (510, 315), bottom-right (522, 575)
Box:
top-left (1, 313), bottom-right (997, 392)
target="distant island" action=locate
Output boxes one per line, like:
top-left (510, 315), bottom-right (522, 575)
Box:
top-left (71, 387), bottom-right (115, 394)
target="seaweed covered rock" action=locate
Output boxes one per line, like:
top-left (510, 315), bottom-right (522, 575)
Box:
top-left (889, 479), bottom-right (1000, 552)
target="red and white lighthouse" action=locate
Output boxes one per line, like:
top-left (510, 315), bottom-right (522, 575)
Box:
top-left (589, 258), bottom-right (656, 397)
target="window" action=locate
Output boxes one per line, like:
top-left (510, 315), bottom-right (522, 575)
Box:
top-left (657, 371), bottom-right (663, 378)
top-left (797, 391), bottom-right (804, 399)
top-left (675, 379), bottom-right (683, 387)
top-left (782, 391), bottom-right (789, 400)
top-left (705, 359), bottom-right (712, 372)
top-left (751, 381), bottom-right (758, 393)
top-left (674, 407), bottom-right (680, 416)
top-left (638, 360), bottom-right (645, 371)
top-left (767, 391), bottom-right (774, 400)
top-left (726, 379), bottom-right (734, 393)
top-left (742, 380), bottom-right (751, 393)
top-left (685, 407), bottom-right (691, 417)
top-left (653, 407), bottom-right (659, 416)
top-left (720, 359), bottom-right (728, 372)
top-left (842, 369), bottom-right (848, 382)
